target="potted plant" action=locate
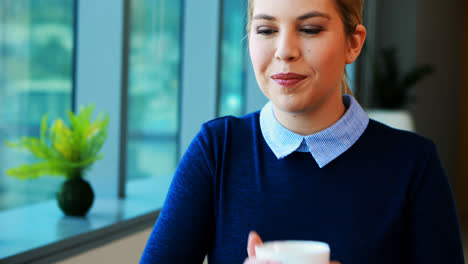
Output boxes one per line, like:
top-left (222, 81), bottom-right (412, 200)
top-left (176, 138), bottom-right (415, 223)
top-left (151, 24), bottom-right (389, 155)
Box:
top-left (374, 47), bottom-right (434, 109)
top-left (368, 47), bottom-right (434, 131)
top-left (5, 105), bottom-right (109, 217)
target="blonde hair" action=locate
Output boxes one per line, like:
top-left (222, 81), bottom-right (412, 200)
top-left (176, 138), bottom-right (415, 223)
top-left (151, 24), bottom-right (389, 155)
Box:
top-left (247, 0), bottom-right (363, 95)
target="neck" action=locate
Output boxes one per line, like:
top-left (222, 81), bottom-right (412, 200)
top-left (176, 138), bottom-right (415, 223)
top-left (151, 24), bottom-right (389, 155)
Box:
top-left (272, 94), bottom-right (346, 136)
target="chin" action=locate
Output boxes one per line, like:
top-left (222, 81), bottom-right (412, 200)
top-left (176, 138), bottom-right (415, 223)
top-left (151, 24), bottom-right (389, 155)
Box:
top-left (274, 100), bottom-right (309, 114)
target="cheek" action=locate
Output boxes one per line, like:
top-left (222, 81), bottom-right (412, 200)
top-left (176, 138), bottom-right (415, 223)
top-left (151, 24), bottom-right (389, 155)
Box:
top-left (249, 39), bottom-right (271, 74)
top-left (304, 40), bottom-right (346, 75)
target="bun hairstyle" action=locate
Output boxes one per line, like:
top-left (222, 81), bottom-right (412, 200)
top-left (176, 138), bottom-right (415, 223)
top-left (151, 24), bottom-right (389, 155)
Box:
top-left (247, 0), bottom-right (364, 95)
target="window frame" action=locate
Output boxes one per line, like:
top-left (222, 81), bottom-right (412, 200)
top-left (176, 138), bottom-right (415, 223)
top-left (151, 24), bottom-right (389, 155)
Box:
top-left (0, 0), bottom-right (270, 262)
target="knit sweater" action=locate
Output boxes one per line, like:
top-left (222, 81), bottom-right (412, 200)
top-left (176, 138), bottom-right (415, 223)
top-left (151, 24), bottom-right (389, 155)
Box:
top-left (140, 112), bottom-right (464, 264)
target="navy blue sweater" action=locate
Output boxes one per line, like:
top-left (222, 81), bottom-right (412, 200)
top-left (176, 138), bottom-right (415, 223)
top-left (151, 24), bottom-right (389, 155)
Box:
top-left (140, 112), bottom-right (464, 263)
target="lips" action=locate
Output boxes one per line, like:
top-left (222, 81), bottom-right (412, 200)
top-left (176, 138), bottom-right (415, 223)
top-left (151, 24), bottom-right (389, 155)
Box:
top-left (271, 72), bottom-right (307, 87)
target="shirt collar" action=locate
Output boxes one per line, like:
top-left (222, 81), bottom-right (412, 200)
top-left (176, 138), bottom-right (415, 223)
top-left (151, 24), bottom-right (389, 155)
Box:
top-left (259, 95), bottom-right (369, 168)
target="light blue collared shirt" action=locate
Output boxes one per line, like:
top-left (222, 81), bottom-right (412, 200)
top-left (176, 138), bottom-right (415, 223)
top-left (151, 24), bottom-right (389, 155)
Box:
top-left (259, 95), bottom-right (369, 168)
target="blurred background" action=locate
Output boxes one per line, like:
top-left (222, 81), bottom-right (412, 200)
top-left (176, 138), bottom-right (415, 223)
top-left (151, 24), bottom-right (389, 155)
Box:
top-left (0, 0), bottom-right (467, 262)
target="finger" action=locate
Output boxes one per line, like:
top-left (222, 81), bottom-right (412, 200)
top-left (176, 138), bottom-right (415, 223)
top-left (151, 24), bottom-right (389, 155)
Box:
top-left (247, 231), bottom-right (263, 257)
top-left (330, 261), bottom-right (341, 264)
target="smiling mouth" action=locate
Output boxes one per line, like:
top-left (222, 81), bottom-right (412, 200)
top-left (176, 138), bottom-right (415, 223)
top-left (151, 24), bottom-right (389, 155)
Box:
top-left (270, 72), bottom-right (307, 88)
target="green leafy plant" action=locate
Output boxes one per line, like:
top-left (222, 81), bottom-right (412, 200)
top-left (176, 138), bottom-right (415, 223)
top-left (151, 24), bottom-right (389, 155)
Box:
top-left (5, 105), bottom-right (109, 180)
top-left (374, 47), bottom-right (435, 109)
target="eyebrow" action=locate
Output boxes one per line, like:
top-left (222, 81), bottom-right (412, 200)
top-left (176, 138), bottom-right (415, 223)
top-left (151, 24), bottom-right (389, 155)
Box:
top-left (252, 11), bottom-right (331, 21)
top-left (297, 11), bottom-right (331, 20)
top-left (252, 14), bottom-right (276, 21)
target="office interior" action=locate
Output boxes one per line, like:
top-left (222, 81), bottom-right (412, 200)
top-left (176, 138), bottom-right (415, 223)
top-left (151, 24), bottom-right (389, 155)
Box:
top-left (0, 0), bottom-right (467, 263)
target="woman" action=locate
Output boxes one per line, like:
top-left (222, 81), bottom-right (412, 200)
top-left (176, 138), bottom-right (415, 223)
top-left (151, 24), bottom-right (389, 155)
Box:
top-left (140, 0), bottom-right (465, 263)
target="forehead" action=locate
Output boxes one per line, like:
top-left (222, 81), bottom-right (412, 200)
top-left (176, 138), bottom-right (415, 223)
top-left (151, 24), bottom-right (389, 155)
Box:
top-left (252, 0), bottom-right (339, 19)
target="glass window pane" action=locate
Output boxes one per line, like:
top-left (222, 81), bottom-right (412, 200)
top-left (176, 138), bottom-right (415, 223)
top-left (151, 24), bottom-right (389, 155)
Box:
top-left (126, 0), bottom-right (182, 192)
top-left (346, 63), bottom-right (356, 93)
top-left (0, 0), bottom-right (75, 210)
top-left (218, 0), bottom-right (247, 117)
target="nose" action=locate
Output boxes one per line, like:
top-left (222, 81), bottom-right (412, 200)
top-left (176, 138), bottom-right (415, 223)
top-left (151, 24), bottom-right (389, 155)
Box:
top-left (274, 30), bottom-right (300, 62)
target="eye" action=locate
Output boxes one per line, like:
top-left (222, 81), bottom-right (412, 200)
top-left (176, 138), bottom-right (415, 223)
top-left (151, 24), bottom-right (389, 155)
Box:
top-left (300, 27), bottom-right (324, 35)
top-left (256, 27), bottom-right (277, 36)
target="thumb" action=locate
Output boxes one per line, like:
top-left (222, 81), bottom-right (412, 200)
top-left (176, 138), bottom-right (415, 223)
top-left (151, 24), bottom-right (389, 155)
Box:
top-left (247, 231), bottom-right (263, 257)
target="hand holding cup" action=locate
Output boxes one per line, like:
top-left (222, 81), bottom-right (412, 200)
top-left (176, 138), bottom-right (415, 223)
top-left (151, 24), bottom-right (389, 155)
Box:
top-left (244, 231), bottom-right (341, 264)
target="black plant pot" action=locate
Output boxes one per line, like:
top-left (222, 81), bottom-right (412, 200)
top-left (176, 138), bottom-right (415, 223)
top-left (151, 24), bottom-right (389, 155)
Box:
top-left (56, 177), bottom-right (94, 217)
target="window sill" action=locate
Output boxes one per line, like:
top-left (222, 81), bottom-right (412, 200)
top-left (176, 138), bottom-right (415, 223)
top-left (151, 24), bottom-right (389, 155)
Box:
top-left (0, 177), bottom-right (168, 264)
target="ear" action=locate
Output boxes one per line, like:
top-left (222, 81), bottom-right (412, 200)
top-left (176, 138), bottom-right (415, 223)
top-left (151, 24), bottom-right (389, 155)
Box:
top-left (345, 24), bottom-right (366, 64)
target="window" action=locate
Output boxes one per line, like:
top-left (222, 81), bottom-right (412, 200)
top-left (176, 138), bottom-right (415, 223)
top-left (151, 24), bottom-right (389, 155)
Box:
top-left (0, 0), bottom-right (75, 210)
top-left (217, 0), bottom-right (248, 117)
top-left (0, 0), bottom-right (261, 262)
top-left (126, 0), bottom-right (182, 194)
top-left (346, 64), bottom-right (357, 93)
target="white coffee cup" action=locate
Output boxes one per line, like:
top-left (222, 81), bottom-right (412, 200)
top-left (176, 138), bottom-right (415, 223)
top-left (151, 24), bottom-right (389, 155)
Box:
top-left (255, 240), bottom-right (330, 264)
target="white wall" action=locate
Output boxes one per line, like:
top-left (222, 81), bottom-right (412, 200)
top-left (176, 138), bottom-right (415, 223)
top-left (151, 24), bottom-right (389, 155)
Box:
top-left (57, 227), bottom-right (209, 264)
top-left (56, 228), bottom-right (152, 264)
